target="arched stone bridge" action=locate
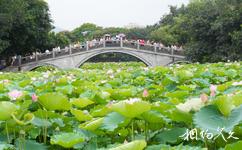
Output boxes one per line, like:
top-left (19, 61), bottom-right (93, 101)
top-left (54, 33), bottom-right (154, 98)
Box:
top-left (5, 40), bottom-right (186, 71)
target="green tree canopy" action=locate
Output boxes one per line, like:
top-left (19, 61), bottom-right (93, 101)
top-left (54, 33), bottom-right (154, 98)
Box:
top-left (0, 0), bottom-right (52, 58)
top-left (151, 0), bottom-right (242, 62)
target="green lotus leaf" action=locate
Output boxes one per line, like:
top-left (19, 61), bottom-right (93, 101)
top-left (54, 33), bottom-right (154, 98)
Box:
top-left (141, 110), bottom-right (167, 123)
top-left (31, 117), bottom-right (52, 127)
top-left (50, 132), bottom-right (85, 148)
top-left (212, 96), bottom-right (235, 116)
top-left (0, 101), bottom-right (18, 121)
top-left (71, 98), bottom-right (94, 108)
top-left (80, 118), bottom-right (104, 131)
top-left (111, 99), bottom-right (151, 118)
top-left (153, 127), bottom-right (187, 144)
top-left (231, 93), bottom-right (242, 106)
top-left (165, 91), bottom-right (189, 99)
top-left (38, 93), bottom-right (71, 111)
top-left (56, 77), bottom-right (68, 86)
top-left (225, 141), bottom-right (242, 150)
top-left (0, 83), bottom-right (4, 92)
top-left (146, 144), bottom-right (207, 150)
top-left (110, 89), bottom-right (133, 100)
top-left (177, 85), bottom-right (196, 91)
top-left (91, 105), bottom-right (112, 117)
top-left (0, 143), bottom-right (15, 150)
top-left (95, 91), bottom-right (111, 103)
top-left (15, 140), bottom-right (48, 150)
top-left (225, 69), bottom-right (237, 79)
top-left (110, 140), bottom-right (146, 150)
top-left (176, 70), bottom-right (194, 81)
top-left (71, 109), bottom-right (92, 122)
top-left (194, 105), bottom-right (242, 134)
top-left (100, 112), bottom-right (125, 131)
top-left (55, 85), bottom-right (73, 95)
top-left (192, 78), bottom-right (210, 88)
top-left (167, 109), bottom-right (193, 125)
top-left (162, 74), bottom-right (179, 86)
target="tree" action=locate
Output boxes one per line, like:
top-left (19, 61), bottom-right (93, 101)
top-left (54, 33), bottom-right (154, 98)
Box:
top-left (184, 0), bottom-right (242, 62)
top-left (0, 0), bottom-right (52, 58)
top-left (71, 23), bottom-right (102, 42)
top-left (46, 32), bottom-right (71, 50)
top-left (151, 0), bottom-right (242, 62)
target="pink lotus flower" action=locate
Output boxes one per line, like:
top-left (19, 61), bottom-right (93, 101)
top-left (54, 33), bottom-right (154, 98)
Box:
top-left (32, 93), bottom-right (38, 102)
top-left (8, 90), bottom-right (23, 100)
top-left (210, 85), bottom-right (217, 97)
top-left (142, 89), bottom-right (149, 97)
top-left (200, 93), bottom-right (208, 103)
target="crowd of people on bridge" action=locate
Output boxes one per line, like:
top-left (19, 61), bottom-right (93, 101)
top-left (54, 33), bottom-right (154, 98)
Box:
top-left (5, 33), bottom-right (184, 67)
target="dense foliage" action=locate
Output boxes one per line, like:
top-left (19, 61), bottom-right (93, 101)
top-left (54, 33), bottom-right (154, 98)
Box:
top-left (0, 0), bottom-right (52, 58)
top-left (0, 62), bottom-right (241, 149)
top-left (151, 0), bottom-right (242, 62)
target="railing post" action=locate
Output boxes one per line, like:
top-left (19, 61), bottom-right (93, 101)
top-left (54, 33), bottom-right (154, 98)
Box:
top-left (18, 55), bottom-right (22, 66)
top-left (35, 51), bottom-right (38, 61)
top-left (103, 40), bottom-right (106, 48)
top-left (86, 41), bottom-right (89, 51)
top-left (120, 38), bottom-right (123, 48)
top-left (137, 40), bottom-right (140, 50)
top-left (171, 48), bottom-right (175, 62)
top-left (154, 44), bottom-right (157, 53)
top-left (69, 45), bottom-right (72, 55)
top-left (52, 50), bottom-right (55, 58)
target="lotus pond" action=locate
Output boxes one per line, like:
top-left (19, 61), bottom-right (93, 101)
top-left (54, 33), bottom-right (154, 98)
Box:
top-left (0, 62), bottom-right (242, 150)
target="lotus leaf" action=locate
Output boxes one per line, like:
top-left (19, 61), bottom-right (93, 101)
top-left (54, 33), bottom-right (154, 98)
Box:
top-left (50, 132), bottom-right (85, 148)
top-left (38, 93), bottom-right (71, 111)
top-left (71, 98), bottom-right (94, 108)
top-left (225, 140), bottom-right (242, 150)
top-left (111, 98), bottom-right (151, 118)
top-left (194, 105), bottom-right (242, 134)
top-left (110, 140), bottom-right (146, 150)
top-left (71, 109), bottom-right (92, 122)
top-left (101, 112), bottom-right (125, 131)
top-left (80, 118), bottom-right (104, 131)
top-left (213, 96), bottom-right (235, 116)
top-left (0, 101), bottom-right (18, 121)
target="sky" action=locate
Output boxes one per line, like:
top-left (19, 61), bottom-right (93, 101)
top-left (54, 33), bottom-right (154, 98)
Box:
top-left (45, 0), bottom-right (190, 31)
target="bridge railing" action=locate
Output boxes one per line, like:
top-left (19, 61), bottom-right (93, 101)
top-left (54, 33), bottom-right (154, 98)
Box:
top-left (12, 39), bottom-right (185, 66)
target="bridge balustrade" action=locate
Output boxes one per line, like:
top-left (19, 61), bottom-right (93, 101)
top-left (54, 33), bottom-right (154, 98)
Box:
top-left (140, 44), bottom-right (155, 52)
top-left (123, 41), bottom-right (138, 49)
top-left (21, 56), bottom-right (36, 65)
top-left (173, 50), bottom-right (185, 56)
top-left (8, 39), bottom-right (185, 68)
top-left (156, 47), bottom-right (171, 55)
top-left (72, 47), bottom-right (86, 54)
top-left (105, 40), bottom-right (121, 47)
top-left (12, 60), bottom-right (19, 66)
top-left (89, 42), bottom-right (104, 50)
top-left (38, 52), bottom-right (53, 60)
top-left (55, 49), bottom-right (70, 57)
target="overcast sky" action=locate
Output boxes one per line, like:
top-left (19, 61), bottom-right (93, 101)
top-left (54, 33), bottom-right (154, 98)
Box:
top-left (45, 0), bottom-right (189, 30)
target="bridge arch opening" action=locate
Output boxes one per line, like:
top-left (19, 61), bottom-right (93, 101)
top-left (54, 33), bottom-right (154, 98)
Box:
top-left (77, 52), bottom-right (151, 68)
top-left (28, 64), bottom-right (60, 71)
